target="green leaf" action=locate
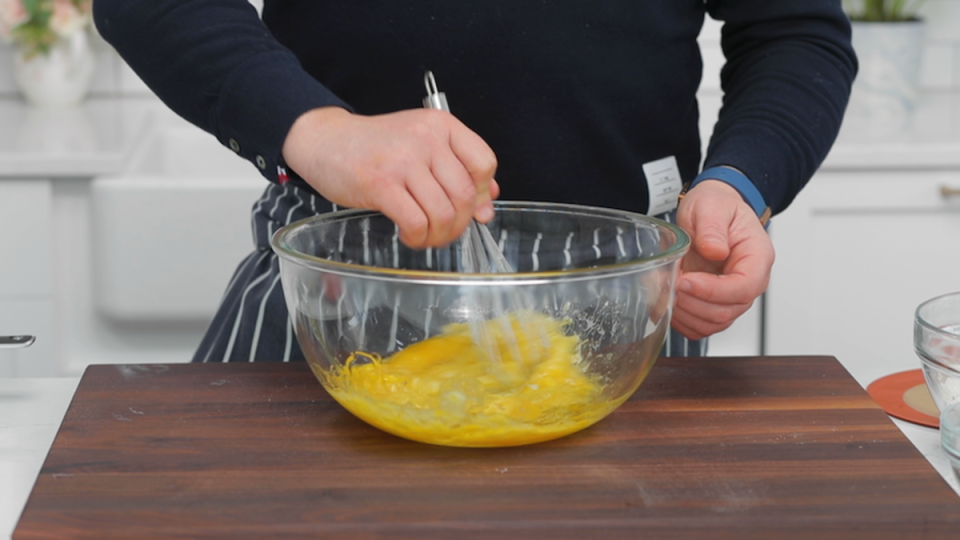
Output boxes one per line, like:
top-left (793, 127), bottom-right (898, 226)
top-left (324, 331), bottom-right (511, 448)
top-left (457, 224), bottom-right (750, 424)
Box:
top-left (11, 19), bottom-right (58, 58)
top-left (845, 0), bottom-right (925, 22)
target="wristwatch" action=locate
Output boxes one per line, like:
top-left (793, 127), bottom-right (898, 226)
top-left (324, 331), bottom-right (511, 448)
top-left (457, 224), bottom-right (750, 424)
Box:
top-left (679, 166), bottom-right (772, 229)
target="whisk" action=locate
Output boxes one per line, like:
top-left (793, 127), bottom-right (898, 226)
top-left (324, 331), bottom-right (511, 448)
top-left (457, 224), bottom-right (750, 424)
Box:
top-left (422, 72), bottom-right (550, 379)
top-left (422, 71), bottom-right (514, 275)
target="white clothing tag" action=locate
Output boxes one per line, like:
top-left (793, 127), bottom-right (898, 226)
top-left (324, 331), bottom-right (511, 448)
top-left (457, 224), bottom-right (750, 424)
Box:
top-left (642, 155), bottom-right (683, 216)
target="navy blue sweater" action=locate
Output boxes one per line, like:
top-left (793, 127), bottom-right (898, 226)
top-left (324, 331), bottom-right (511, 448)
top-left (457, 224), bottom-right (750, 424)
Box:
top-left (93, 0), bottom-right (856, 215)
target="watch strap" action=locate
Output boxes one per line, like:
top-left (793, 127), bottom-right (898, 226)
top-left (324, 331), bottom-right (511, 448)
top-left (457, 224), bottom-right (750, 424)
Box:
top-left (685, 166), bottom-right (771, 229)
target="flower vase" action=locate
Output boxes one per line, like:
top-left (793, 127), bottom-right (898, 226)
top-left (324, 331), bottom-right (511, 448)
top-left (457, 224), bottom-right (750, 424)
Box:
top-left (13, 30), bottom-right (96, 108)
top-left (847, 20), bottom-right (925, 128)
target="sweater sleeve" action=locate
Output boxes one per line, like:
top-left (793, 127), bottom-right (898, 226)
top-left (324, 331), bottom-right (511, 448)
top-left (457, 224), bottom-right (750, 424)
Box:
top-left (92, 0), bottom-right (351, 183)
top-left (704, 0), bottom-right (857, 214)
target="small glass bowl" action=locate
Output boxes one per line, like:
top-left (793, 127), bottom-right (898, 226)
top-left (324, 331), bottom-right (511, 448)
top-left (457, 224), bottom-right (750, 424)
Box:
top-left (914, 292), bottom-right (960, 413)
top-left (940, 402), bottom-right (960, 485)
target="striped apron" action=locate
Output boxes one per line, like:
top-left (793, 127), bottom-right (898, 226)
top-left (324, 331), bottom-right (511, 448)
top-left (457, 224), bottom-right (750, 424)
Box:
top-left (193, 184), bottom-right (706, 363)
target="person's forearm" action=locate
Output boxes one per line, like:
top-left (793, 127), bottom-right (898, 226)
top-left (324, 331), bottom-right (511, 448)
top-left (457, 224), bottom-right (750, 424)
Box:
top-left (704, 0), bottom-right (857, 214)
top-left (93, 0), bottom-right (350, 182)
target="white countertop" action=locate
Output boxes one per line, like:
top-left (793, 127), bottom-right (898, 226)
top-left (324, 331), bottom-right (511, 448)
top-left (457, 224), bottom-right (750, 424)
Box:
top-left (824, 90), bottom-right (960, 171)
top-left (699, 89), bottom-right (960, 173)
top-left (0, 97), bottom-right (161, 178)
top-left (0, 374), bottom-right (957, 539)
top-left (0, 377), bottom-right (79, 540)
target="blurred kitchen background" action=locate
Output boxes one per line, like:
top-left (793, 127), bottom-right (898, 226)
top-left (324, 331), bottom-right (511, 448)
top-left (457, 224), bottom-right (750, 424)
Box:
top-left (0, 0), bottom-right (958, 388)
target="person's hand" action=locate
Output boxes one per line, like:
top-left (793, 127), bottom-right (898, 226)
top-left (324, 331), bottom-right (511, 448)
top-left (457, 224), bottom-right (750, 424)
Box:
top-left (672, 180), bottom-right (775, 340)
top-left (281, 106), bottom-right (499, 249)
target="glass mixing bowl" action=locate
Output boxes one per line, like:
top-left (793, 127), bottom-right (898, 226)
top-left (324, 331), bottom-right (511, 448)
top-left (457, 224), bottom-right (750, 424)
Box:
top-left (272, 201), bottom-right (690, 447)
top-left (915, 292), bottom-right (960, 413)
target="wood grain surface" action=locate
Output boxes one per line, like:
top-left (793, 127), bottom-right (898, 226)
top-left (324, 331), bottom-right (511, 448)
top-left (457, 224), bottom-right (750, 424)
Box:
top-left (14, 356), bottom-right (960, 539)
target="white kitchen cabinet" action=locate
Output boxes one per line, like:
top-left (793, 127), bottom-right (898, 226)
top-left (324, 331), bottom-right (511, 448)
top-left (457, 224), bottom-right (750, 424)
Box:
top-left (90, 123), bottom-right (266, 321)
top-left (0, 179), bottom-right (53, 297)
top-left (766, 170), bottom-right (960, 386)
top-left (0, 179), bottom-right (56, 376)
top-left (0, 97), bottom-right (158, 377)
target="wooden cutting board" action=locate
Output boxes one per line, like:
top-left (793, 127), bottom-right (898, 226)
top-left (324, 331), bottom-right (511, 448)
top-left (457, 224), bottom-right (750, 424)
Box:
top-left (14, 356), bottom-right (960, 539)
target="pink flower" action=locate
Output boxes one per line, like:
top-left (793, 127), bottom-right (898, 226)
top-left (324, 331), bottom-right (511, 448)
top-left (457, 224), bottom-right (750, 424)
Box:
top-left (50, 0), bottom-right (89, 38)
top-left (0, 0), bottom-right (29, 41)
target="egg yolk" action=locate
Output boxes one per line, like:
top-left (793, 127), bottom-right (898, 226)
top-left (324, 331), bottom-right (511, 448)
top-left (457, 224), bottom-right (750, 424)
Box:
top-left (320, 311), bottom-right (629, 447)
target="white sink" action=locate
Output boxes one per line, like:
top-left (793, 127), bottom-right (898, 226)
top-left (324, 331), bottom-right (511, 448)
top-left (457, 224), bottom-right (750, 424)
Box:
top-left (91, 115), bottom-right (268, 321)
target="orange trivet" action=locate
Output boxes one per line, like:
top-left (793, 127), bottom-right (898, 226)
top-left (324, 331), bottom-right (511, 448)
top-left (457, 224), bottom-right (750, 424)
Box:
top-left (867, 369), bottom-right (940, 428)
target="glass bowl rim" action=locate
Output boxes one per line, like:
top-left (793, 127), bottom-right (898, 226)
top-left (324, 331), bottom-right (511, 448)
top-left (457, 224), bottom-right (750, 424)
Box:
top-left (270, 201), bottom-right (691, 284)
top-left (915, 291), bottom-right (960, 341)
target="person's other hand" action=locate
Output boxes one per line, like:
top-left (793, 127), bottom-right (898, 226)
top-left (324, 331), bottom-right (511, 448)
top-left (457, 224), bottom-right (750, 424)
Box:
top-left (672, 180), bottom-right (775, 340)
top-left (281, 106), bottom-right (499, 249)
